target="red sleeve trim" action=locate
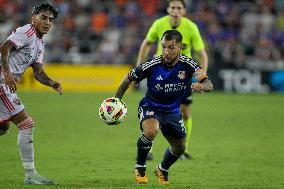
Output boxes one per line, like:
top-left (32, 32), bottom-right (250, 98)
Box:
top-left (24, 25), bottom-right (33, 34)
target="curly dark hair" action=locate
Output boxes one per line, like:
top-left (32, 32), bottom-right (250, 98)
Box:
top-left (32, 3), bottom-right (58, 19)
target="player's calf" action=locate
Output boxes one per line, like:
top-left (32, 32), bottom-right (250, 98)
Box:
top-left (171, 142), bottom-right (186, 156)
top-left (0, 121), bottom-right (10, 136)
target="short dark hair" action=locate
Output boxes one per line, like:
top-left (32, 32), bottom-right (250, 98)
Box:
top-left (32, 3), bottom-right (58, 19)
top-left (162, 30), bottom-right (183, 43)
top-left (167, 0), bottom-right (186, 8)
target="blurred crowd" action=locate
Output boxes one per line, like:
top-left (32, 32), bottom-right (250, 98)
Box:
top-left (0, 0), bottom-right (283, 70)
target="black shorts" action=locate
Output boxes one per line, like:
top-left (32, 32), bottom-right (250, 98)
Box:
top-left (138, 106), bottom-right (186, 139)
top-left (181, 90), bottom-right (192, 105)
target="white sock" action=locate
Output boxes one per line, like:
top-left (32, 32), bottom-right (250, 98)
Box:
top-left (18, 126), bottom-right (36, 178)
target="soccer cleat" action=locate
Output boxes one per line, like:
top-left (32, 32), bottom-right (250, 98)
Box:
top-left (180, 152), bottom-right (192, 160)
top-left (24, 173), bottom-right (55, 185)
top-left (134, 167), bottom-right (148, 184)
top-left (154, 166), bottom-right (169, 185)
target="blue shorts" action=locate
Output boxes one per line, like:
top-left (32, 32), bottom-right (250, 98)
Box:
top-left (138, 106), bottom-right (186, 139)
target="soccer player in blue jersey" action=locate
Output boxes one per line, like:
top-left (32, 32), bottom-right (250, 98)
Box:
top-left (115, 30), bottom-right (213, 184)
top-left (137, 0), bottom-right (209, 160)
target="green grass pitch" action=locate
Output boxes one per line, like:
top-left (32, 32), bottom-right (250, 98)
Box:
top-left (0, 91), bottom-right (283, 189)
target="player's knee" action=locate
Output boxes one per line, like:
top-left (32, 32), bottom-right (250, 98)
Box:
top-left (171, 143), bottom-right (186, 156)
top-left (0, 122), bottom-right (10, 136)
top-left (143, 128), bottom-right (158, 140)
top-left (142, 119), bottom-right (159, 140)
top-left (143, 126), bottom-right (159, 140)
top-left (17, 117), bottom-right (34, 130)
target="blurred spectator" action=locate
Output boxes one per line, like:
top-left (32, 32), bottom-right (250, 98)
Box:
top-left (0, 0), bottom-right (283, 69)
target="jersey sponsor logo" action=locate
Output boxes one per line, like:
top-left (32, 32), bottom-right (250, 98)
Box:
top-left (164, 82), bottom-right (186, 92)
top-left (13, 98), bottom-right (22, 105)
top-left (156, 75), bottom-right (163, 81)
top-left (155, 83), bottom-right (186, 92)
top-left (177, 71), bottom-right (186, 80)
top-left (146, 111), bottom-right (154, 116)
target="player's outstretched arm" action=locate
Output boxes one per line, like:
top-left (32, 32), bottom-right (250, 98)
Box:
top-left (115, 75), bottom-right (132, 99)
top-left (0, 41), bottom-right (17, 93)
top-left (197, 49), bottom-right (208, 73)
top-left (191, 79), bottom-right (213, 93)
top-left (136, 39), bottom-right (153, 67)
top-left (31, 63), bottom-right (62, 95)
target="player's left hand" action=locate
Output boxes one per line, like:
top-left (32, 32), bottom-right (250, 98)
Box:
top-left (51, 81), bottom-right (63, 95)
top-left (191, 82), bottom-right (204, 93)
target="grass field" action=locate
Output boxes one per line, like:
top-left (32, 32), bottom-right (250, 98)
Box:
top-left (0, 91), bottom-right (283, 189)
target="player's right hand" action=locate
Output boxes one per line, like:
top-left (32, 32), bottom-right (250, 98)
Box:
top-left (191, 82), bottom-right (204, 93)
top-left (3, 72), bottom-right (17, 93)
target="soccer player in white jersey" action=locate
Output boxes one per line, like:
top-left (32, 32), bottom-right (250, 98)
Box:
top-left (0, 3), bottom-right (62, 185)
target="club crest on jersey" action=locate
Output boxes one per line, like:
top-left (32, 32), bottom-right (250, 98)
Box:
top-left (178, 71), bottom-right (186, 80)
top-left (146, 111), bottom-right (154, 116)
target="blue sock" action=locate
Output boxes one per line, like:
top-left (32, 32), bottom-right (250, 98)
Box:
top-left (136, 134), bottom-right (153, 166)
top-left (160, 147), bottom-right (179, 170)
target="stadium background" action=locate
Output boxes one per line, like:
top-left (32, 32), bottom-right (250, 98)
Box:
top-left (1, 0), bottom-right (284, 92)
top-left (0, 0), bottom-right (283, 189)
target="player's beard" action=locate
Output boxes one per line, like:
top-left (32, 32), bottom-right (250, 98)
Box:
top-left (163, 54), bottom-right (179, 67)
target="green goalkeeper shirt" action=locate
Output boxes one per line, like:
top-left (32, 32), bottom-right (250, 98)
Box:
top-left (146, 15), bottom-right (205, 58)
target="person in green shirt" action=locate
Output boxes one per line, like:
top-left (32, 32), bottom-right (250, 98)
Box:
top-left (136, 0), bottom-right (208, 160)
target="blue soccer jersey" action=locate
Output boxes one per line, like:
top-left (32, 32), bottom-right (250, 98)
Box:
top-left (128, 55), bottom-right (208, 113)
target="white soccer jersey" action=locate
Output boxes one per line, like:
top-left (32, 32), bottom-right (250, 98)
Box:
top-left (0, 24), bottom-right (45, 121)
top-left (3, 24), bottom-right (45, 80)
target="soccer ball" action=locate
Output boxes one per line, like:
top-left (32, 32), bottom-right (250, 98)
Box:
top-left (99, 97), bottom-right (127, 125)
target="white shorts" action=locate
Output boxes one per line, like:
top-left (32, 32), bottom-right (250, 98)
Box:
top-left (0, 85), bottom-right (25, 122)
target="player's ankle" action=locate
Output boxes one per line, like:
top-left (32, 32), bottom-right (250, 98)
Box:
top-left (24, 168), bottom-right (37, 178)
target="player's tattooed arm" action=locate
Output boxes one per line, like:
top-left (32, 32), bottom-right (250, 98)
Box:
top-left (31, 63), bottom-right (63, 95)
top-left (191, 79), bottom-right (214, 93)
top-left (0, 41), bottom-right (17, 92)
top-left (115, 75), bottom-right (132, 99)
top-left (0, 41), bottom-right (13, 73)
